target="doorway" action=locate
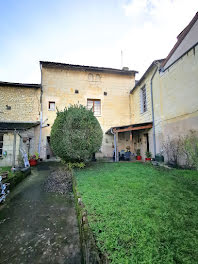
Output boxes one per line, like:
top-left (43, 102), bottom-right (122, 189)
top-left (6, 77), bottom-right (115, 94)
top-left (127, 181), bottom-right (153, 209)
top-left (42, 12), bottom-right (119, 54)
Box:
top-left (46, 136), bottom-right (54, 159)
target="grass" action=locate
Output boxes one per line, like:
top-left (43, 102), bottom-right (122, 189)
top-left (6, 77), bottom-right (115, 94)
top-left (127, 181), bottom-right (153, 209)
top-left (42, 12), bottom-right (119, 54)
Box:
top-left (75, 162), bottom-right (198, 264)
top-left (0, 166), bottom-right (12, 177)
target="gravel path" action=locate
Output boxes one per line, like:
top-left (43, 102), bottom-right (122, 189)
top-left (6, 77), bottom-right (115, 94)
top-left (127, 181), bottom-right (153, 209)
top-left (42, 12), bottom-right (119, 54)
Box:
top-left (44, 167), bottom-right (73, 194)
top-left (0, 162), bottom-right (82, 264)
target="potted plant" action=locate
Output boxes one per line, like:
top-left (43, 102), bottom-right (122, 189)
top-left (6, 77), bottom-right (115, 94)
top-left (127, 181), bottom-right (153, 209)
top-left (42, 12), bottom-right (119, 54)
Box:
top-left (29, 152), bottom-right (39, 166)
top-left (145, 151), bottom-right (152, 161)
top-left (136, 149), bottom-right (142, 160)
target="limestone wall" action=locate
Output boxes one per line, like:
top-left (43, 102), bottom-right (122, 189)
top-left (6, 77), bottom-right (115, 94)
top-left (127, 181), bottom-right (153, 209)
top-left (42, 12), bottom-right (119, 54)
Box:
top-left (40, 67), bottom-right (135, 159)
top-left (130, 69), bottom-right (154, 125)
top-left (0, 86), bottom-right (40, 122)
top-left (153, 45), bottom-right (198, 157)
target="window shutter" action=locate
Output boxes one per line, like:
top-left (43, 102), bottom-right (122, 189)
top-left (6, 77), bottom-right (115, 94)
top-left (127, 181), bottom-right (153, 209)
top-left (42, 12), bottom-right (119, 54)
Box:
top-left (140, 89), bottom-right (143, 114)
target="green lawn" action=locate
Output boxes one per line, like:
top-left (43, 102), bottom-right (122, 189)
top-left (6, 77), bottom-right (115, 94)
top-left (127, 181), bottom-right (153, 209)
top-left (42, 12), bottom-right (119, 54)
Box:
top-left (75, 162), bottom-right (198, 264)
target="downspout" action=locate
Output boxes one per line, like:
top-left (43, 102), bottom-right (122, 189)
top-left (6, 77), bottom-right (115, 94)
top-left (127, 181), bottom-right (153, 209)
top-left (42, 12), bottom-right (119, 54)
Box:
top-left (38, 63), bottom-right (43, 156)
top-left (150, 64), bottom-right (158, 158)
top-left (111, 128), bottom-right (117, 162)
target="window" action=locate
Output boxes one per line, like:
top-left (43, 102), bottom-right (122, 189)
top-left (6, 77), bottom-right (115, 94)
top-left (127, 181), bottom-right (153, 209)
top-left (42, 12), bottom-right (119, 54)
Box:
top-left (87, 99), bottom-right (101, 116)
top-left (0, 134), bottom-right (3, 157)
top-left (96, 74), bottom-right (101, 82)
top-left (48, 101), bottom-right (55, 111)
top-left (140, 86), bottom-right (147, 113)
top-left (88, 73), bottom-right (93, 81)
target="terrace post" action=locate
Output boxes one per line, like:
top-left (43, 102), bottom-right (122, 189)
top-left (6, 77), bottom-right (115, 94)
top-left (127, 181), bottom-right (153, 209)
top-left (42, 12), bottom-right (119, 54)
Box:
top-left (116, 132), bottom-right (119, 162)
top-left (12, 130), bottom-right (17, 167)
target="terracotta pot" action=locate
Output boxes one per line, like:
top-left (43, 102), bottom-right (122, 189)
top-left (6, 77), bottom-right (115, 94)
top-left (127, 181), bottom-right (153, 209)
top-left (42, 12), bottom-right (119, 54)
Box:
top-left (145, 158), bottom-right (151, 161)
top-left (136, 156), bottom-right (142, 160)
top-left (29, 159), bottom-right (37, 166)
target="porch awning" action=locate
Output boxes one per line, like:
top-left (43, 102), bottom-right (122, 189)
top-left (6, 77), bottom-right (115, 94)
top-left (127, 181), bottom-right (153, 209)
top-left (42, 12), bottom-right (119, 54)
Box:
top-left (105, 122), bottom-right (152, 134)
top-left (0, 121), bottom-right (40, 132)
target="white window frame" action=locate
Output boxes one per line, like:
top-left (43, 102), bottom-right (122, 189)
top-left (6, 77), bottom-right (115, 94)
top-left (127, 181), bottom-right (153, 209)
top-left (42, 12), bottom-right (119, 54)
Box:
top-left (87, 99), bottom-right (101, 116)
top-left (140, 85), bottom-right (147, 113)
top-left (48, 101), bottom-right (55, 111)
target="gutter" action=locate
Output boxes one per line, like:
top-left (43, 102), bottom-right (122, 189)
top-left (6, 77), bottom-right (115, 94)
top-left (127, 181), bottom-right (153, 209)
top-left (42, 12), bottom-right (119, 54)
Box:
top-left (111, 128), bottom-right (118, 162)
top-left (38, 63), bottom-right (43, 155)
top-left (150, 64), bottom-right (158, 158)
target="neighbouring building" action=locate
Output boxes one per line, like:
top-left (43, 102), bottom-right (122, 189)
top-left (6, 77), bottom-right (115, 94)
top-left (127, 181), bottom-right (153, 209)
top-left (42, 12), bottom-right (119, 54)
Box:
top-left (0, 12), bottom-right (197, 166)
top-left (0, 81), bottom-right (40, 166)
top-left (156, 11), bottom-right (198, 155)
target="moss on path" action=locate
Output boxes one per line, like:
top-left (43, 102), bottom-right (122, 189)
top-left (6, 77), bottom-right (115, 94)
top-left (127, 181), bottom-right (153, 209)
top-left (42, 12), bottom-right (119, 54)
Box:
top-left (0, 162), bottom-right (82, 264)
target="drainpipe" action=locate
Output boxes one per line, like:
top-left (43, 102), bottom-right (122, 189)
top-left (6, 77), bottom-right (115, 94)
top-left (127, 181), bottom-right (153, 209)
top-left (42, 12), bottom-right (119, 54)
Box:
top-left (150, 64), bottom-right (158, 158)
top-left (38, 63), bottom-right (43, 156)
top-left (111, 128), bottom-right (117, 162)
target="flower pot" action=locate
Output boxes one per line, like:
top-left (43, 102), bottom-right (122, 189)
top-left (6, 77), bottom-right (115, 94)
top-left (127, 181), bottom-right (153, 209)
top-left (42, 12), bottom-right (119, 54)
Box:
top-left (29, 159), bottom-right (37, 166)
top-left (136, 155), bottom-right (142, 160)
top-left (145, 158), bottom-right (151, 161)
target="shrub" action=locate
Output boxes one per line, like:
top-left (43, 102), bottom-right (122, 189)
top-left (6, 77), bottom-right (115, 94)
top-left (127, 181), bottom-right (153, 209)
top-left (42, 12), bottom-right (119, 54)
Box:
top-left (183, 130), bottom-right (198, 170)
top-left (145, 151), bottom-right (152, 158)
top-left (162, 136), bottom-right (183, 166)
top-left (136, 149), bottom-right (141, 156)
top-left (162, 131), bottom-right (198, 169)
top-left (50, 105), bottom-right (103, 163)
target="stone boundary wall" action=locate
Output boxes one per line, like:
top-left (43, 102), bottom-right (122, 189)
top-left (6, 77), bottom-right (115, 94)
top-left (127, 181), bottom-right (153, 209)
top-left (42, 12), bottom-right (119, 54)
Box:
top-left (72, 172), bottom-right (109, 264)
top-left (4, 167), bottom-right (31, 190)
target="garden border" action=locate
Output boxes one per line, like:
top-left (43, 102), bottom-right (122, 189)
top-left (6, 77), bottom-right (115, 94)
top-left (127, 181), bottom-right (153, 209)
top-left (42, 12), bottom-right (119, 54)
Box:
top-left (4, 167), bottom-right (31, 190)
top-left (72, 171), bottom-right (109, 264)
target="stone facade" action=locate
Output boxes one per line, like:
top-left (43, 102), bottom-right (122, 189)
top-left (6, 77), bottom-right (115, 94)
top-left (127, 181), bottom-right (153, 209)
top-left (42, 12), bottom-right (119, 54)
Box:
top-left (0, 85), bottom-right (40, 122)
top-left (154, 44), bottom-right (198, 154)
top-left (0, 83), bottom-right (41, 166)
top-left (40, 65), bottom-right (136, 160)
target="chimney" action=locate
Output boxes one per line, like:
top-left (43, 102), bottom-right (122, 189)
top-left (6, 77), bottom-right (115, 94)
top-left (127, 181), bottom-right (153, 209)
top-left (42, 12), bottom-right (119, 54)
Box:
top-left (122, 67), bottom-right (129, 71)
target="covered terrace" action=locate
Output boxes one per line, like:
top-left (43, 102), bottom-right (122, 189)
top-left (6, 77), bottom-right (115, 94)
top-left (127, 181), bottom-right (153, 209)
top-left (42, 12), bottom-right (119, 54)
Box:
top-left (106, 122), bottom-right (153, 162)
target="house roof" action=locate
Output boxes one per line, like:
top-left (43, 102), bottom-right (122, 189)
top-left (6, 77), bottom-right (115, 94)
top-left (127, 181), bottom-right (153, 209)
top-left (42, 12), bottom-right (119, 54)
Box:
top-left (161, 12), bottom-right (198, 69)
top-left (40, 61), bottom-right (138, 76)
top-left (0, 81), bottom-right (40, 89)
top-left (0, 121), bottom-right (40, 131)
top-left (106, 121), bottom-right (153, 134)
top-left (130, 59), bottom-right (164, 94)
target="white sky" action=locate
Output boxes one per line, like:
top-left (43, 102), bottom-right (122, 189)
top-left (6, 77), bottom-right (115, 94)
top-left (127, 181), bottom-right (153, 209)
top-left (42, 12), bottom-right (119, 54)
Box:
top-left (0, 0), bottom-right (197, 83)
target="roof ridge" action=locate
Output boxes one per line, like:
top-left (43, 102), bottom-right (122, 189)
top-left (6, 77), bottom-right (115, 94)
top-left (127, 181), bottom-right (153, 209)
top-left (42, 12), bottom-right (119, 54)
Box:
top-left (0, 81), bottom-right (40, 88)
top-left (161, 12), bottom-right (198, 68)
top-left (40, 61), bottom-right (138, 74)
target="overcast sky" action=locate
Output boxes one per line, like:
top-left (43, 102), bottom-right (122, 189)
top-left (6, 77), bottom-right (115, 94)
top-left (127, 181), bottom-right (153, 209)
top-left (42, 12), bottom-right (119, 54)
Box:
top-left (0, 0), bottom-right (197, 83)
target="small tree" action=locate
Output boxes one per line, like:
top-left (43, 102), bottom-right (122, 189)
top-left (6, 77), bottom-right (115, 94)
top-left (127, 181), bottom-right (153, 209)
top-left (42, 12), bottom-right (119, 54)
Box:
top-left (50, 105), bottom-right (103, 163)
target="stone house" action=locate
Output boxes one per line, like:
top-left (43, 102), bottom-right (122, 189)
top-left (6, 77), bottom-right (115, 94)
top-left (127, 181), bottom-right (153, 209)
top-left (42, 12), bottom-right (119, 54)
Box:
top-left (127, 11), bottom-right (198, 162)
top-left (39, 62), bottom-right (137, 160)
top-left (0, 12), bottom-right (197, 166)
top-left (0, 82), bottom-right (40, 166)
top-left (156, 11), bottom-right (198, 155)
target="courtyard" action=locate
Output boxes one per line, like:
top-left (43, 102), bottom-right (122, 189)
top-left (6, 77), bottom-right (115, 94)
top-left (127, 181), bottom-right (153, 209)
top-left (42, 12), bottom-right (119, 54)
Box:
top-left (75, 162), bottom-right (198, 263)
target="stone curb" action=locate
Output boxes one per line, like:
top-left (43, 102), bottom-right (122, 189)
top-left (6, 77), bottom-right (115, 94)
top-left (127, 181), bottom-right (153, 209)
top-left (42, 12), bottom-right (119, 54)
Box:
top-left (72, 171), bottom-right (109, 264)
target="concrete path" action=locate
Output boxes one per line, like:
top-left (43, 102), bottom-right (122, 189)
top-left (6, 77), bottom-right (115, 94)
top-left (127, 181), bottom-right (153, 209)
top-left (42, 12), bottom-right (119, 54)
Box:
top-left (0, 162), bottom-right (82, 264)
